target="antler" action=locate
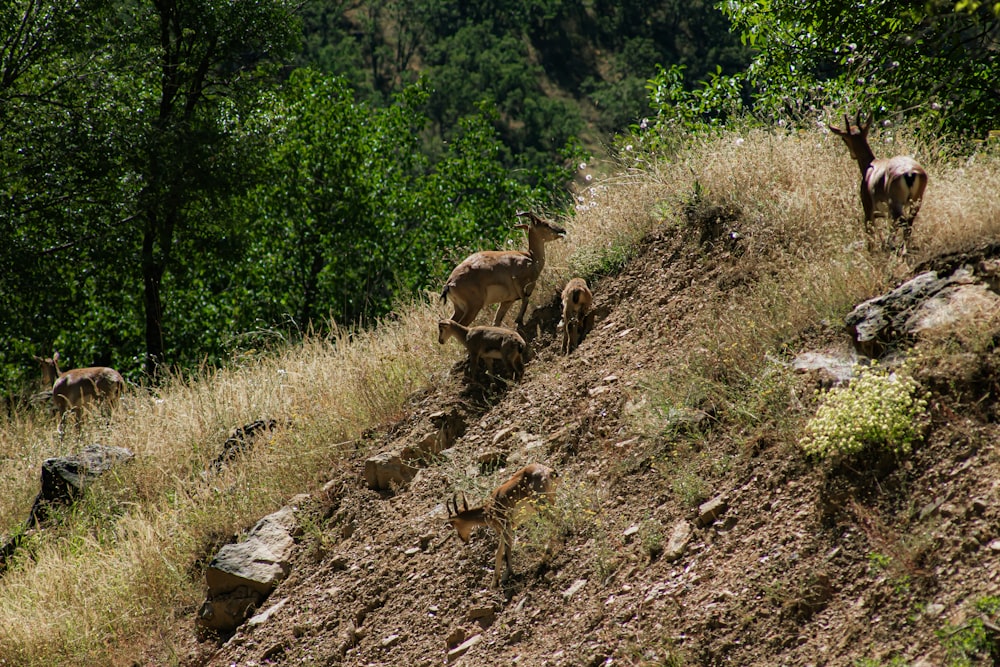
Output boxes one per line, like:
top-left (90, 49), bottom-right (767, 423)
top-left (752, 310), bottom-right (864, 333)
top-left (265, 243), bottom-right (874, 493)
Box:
top-left (447, 491), bottom-right (470, 518)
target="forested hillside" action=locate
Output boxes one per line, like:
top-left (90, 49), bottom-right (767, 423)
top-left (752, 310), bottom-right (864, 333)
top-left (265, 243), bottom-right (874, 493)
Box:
top-left (1, 0), bottom-right (997, 389)
top-left (0, 0), bottom-right (749, 391)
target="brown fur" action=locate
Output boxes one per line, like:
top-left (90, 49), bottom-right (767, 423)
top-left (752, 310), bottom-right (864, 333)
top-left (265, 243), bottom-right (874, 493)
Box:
top-left (829, 112), bottom-right (928, 251)
top-left (446, 463), bottom-right (560, 587)
top-left (440, 211), bottom-right (566, 327)
top-left (560, 277), bottom-right (593, 354)
top-left (437, 319), bottom-right (527, 381)
top-left (35, 352), bottom-right (124, 423)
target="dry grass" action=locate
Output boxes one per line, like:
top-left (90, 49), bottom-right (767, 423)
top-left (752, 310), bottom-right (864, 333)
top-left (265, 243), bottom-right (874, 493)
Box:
top-left (0, 123), bottom-right (997, 666)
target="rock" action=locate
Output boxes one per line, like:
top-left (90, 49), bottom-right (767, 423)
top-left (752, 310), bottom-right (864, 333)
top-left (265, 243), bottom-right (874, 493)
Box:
top-left (197, 585), bottom-right (262, 634)
top-left (247, 597), bottom-right (289, 627)
top-left (29, 444), bottom-right (135, 525)
top-left (446, 627), bottom-right (467, 649)
top-left (208, 419), bottom-right (283, 473)
top-left (791, 351), bottom-right (858, 387)
top-left (697, 495), bottom-right (728, 527)
top-left (205, 510), bottom-right (297, 598)
top-left (447, 634), bottom-right (482, 663)
top-left (1, 443), bottom-right (136, 572)
top-left (364, 451), bottom-right (418, 491)
top-left (623, 524), bottom-right (641, 541)
top-left (199, 506), bottom-right (301, 633)
top-left (468, 606), bottom-right (496, 628)
top-left (844, 268), bottom-right (1000, 356)
top-left (664, 521), bottom-right (693, 562)
top-left (563, 578), bottom-right (587, 599)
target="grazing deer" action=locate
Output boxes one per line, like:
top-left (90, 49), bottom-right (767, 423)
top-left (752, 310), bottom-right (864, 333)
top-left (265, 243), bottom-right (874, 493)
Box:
top-left (446, 463), bottom-right (560, 587)
top-left (828, 112), bottom-right (928, 252)
top-left (35, 352), bottom-right (124, 423)
top-left (438, 319), bottom-right (527, 382)
top-left (560, 277), bottom-right (593, 354)
top-left (440, 211), bottom-right (566, 327)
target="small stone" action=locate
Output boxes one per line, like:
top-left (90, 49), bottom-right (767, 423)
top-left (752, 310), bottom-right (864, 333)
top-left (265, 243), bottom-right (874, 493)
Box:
top-left (664, 521), bottom-right (693, 562)
top-left (924, 603), bottom-right (945, 618)
top-left (447, 634), bottom-right (482, 662)
top-left (382, 634), bottom-right (402, 648)
top-left (563, 579), bottom-right (587, 599)
top-left (446, 627), bottom-right (466, 649)
top-left (623, 524), bottom-right (641, 541)
top-left (697, 495), bottom-right (728, 527)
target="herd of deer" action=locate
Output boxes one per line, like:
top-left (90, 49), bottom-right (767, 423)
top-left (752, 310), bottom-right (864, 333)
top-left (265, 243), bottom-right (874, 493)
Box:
top-left (437, 111), bottom-right (929, 588)
top-left (27, 112), bottom-right (926, 587)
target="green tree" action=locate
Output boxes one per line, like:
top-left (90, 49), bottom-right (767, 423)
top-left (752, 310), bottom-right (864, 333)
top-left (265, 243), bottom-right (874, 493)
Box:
top-left (718, 0), bottom-right (1000, 135)
top-left (235, 70), bottom-right (555, 332)
top-left (127, 0), bottom-right (300, 375)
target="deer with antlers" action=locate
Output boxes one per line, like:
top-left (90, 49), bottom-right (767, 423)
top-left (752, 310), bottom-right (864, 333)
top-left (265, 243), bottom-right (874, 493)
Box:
top-left (829, 112), bottom-right (928, 253)
top-left (446, 463), bottom-right (560, 587)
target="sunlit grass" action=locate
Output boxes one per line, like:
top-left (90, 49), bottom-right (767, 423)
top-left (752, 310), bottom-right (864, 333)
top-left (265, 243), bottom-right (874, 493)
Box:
top-left (0, 123), bottom-right (997, 666)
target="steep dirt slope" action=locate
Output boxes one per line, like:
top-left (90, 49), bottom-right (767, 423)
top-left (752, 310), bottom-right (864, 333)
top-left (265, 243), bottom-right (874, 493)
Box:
top-left (183, 222), bottom-right (1000, 667)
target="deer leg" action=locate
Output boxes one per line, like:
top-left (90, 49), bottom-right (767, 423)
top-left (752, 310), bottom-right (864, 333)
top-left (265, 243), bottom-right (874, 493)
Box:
top-left (513, 281), bottom-right (537, 326)
top-left (493, 300), bottom-right (515, 326)
top-left (493, 538), bottom-right (506, 587)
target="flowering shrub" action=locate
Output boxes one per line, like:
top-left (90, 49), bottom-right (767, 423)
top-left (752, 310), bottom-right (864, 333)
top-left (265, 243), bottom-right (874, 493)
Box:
top-left (800, 362), bottom-right (928, 459)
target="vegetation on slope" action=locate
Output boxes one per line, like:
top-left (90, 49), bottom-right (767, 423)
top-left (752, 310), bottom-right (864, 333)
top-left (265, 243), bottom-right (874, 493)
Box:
top-left (1, 118), bottom-right (999, 665)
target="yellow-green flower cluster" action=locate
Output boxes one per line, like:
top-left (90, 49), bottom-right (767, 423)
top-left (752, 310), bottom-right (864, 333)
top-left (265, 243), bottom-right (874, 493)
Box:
top-left (800, 362), bottom-right (928, 459)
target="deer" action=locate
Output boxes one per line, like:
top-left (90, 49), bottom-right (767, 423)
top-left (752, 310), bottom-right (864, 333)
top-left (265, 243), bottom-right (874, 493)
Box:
top-left (440, 211), bottom-right (566, 328)
top-left (437, 319), bottom-right (527, 382)
top-left (446, 463), bottom-right (560, 587)
top-left (34, 352), bottom-right (124, 424)
top-left (828, 111), bottom-right (928, 253)
top-left (559, 277), bottom-right (593, 354)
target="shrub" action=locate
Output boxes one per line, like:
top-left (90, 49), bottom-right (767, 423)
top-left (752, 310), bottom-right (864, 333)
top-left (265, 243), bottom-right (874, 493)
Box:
top-left (799, 362), bottom-right (928, 459)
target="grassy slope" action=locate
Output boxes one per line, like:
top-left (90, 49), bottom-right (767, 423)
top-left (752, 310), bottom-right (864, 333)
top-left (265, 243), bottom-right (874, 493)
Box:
top-left (0, 122), bottom-right (999, 665)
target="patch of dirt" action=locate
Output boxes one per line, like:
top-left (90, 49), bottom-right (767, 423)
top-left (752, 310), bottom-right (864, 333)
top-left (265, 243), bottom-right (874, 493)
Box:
top-left (175, 224), bottom-right (1000, 667)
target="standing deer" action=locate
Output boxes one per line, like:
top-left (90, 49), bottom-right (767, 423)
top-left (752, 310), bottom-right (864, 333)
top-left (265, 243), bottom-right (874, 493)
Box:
top-left (440, 211), bottom-right (566, 327)
top-left (437, 319), bottom-right (527, 381)
top-left (446, 463), bottom-right (560, 587)
top-left (35, 352), bottom-right (124, 424)
top-left (829, 112), bottom-right (928, 252)
top-left (560, 277), bottom-right (593, 354)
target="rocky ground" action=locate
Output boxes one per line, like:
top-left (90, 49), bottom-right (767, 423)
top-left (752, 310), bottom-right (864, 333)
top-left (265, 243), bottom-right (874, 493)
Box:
top-left (175, 222), bottom-right (1000, 667)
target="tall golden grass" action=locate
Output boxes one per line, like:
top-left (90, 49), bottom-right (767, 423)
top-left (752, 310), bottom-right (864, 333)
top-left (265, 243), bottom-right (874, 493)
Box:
top-left (0, 122), bottom-right (997, 665)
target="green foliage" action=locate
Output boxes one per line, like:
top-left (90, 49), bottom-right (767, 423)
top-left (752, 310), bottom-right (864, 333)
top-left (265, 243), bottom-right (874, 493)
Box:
top-left (234, 69), bottom-right (554, 332)
top-left (800, 362), bottom-right (929, 460)
top-left (639, 0), bottom-right (1000, 142)
top-left (937, 596), bottom-right (1000, 666)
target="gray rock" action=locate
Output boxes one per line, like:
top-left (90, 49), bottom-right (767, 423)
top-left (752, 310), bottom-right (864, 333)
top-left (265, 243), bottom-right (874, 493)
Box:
top-left (664, 521), bottom-right (693, 562)
top-left (447, 634), bottom-right (482, 663)
top-left (845, 268), bottom-right (1000, 356)
top-left (205, 508), bottom-right (298, 598)
top-left (697, 495), bottom-right (728, 527)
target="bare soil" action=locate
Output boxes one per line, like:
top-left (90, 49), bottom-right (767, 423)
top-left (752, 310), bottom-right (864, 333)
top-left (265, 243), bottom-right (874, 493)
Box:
top-left (177, 222), bottom-right (1000, 667)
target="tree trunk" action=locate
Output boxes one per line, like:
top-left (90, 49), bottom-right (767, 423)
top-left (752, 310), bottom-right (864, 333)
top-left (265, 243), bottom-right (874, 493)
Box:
top-left (142, 217), bottom-right (166, 377)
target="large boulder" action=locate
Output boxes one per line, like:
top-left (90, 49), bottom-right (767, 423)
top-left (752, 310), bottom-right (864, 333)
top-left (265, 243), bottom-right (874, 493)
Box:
top-left (198, 502), bottom-right (304, 633)
top-left (845, 267), bottom-right (1000, 356)
top-left (29, 444), bottom-right (135, 526)
top-left (2, 444), bottom-right (134, 572)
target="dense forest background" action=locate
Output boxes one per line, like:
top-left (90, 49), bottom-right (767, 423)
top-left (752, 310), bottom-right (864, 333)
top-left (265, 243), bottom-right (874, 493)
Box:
top-left (1, 0), bottom-right (997, 389)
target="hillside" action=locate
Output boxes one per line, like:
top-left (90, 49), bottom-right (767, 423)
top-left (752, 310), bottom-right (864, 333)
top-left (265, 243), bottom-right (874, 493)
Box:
top-left (3, 125), bottom-right (1000, 667)
top-left (170, 130), bottom-right (1000, 666)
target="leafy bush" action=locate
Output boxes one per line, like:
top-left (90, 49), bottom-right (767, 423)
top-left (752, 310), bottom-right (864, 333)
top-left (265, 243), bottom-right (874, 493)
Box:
top-left (937, 596), bottom-right (1000, 666)
top-left (800, 362), bottom-right (928, 459)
